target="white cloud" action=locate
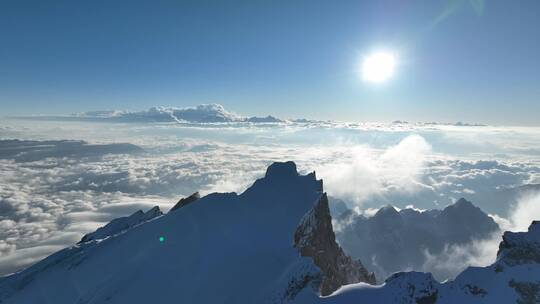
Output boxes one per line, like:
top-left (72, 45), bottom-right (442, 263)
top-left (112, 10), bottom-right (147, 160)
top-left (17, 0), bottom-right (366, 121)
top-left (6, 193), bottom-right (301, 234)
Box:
top-left (0, 119), bottom-right (539, 276)
top-left (508, 191), bottom-right (540, 232)
top-left (421, 232), bottom-right (501, 281)
top-left (315, 134), bottom-right (432, 206)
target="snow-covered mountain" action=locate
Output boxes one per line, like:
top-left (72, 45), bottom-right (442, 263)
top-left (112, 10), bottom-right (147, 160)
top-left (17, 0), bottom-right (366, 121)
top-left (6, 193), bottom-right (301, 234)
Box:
top-left (0, 162), bottom-right (538, 304)
top-left (74, 104), bottom-right (285, 123)
top-left (0, 161), bottom-right (374, 303)
top-left (335, 198), bottom-right (500, 281)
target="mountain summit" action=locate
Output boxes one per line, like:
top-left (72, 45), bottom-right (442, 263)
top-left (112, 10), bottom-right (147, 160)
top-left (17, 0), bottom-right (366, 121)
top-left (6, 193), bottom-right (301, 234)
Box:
top-left (0, 162), bottom-right (373, 303)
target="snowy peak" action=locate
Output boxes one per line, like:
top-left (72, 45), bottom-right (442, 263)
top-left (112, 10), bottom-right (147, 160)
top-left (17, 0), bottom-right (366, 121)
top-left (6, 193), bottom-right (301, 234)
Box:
top-left (0, 161), bottom-right (374, 304)
top-left (244, 161), bottom-right (323, 199)
top-left (376, 204), bottom-right (398, 214)
top-left (443, 198), bottom-right (477, 213)
top-left (373, 205), bottom-right (400, 219)
top-left (265, 161), bottom-right (299, 179)
top-left (79, 206), bottom-right (162, 243)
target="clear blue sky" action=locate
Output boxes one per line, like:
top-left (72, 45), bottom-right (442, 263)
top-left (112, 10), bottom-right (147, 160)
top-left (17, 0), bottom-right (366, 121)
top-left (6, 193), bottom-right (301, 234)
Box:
top-left (1, 0), bottom-right (539, 125)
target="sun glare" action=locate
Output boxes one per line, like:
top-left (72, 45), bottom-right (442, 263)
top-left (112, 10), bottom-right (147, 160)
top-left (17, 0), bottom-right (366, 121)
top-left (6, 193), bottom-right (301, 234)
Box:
top-left (361, 51), bottom-right (396, 83)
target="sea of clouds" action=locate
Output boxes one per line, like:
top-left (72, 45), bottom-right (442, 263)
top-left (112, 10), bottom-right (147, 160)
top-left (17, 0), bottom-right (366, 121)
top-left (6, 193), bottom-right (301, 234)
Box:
top-left (0, 117), bottom-right (539, 277)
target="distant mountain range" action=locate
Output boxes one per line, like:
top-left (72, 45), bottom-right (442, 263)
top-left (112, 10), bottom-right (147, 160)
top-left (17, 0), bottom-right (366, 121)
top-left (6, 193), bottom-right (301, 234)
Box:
top-left (335, 198), bottom-right (500, 281)
top-left (1, 162), bottom-right (536, 303)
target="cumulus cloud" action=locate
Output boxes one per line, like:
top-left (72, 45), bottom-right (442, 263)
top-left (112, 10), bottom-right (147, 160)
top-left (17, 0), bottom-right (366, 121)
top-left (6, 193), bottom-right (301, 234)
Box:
top-left (509, 191), bottom-right (540, 231)
top-left (421, 233), bottom-right (501, 281)
top-left (315, 135), bottom-right (432, 205)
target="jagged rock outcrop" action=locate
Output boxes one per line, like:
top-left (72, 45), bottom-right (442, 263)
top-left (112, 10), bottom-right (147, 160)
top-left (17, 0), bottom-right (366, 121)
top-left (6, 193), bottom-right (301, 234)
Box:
top-left (497, 221), bottom-right (540, 266)
top-left (170, 192), bottom-right (200, 212)
top-left (294, 193), bottom-right (376, 296)
top-left (79, 206), bottom-right (162, 243)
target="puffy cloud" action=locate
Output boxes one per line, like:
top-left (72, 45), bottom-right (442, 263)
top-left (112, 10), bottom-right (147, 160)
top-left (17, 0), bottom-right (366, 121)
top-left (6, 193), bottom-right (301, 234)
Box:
top-left (508, 191), bottom-right (540, 232)
top-left (315, 135), bottom-right (432, 204)
top-left (420, 232), bottom-right (501, 281)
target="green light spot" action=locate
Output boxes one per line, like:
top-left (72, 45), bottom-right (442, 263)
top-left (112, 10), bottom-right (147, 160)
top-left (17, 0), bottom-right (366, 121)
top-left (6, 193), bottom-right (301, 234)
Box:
top-left (159, 236), bottom-right (165, 243)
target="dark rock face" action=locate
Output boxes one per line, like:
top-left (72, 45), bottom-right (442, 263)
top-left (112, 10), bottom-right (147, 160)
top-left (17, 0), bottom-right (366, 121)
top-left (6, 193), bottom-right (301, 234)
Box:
top-left (294, 193), bottom-right (376, 296)
top-left (170, 192), bottom-right (200, 212)
top-left (509, 279), bottom-right (540, 304)
top-left (498, 221), bottom-right (540, 266)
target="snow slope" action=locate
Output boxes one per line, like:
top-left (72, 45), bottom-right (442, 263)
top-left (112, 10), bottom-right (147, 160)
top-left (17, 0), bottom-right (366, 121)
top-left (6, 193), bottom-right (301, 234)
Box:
top-left (1, 161), bottom-right (538, 304)
top-left (0, 161), bottom-right (372, 303)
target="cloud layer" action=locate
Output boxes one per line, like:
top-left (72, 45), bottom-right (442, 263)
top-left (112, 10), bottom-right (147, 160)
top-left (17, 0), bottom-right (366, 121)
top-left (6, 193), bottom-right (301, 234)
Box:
top-left (0, 118), bottom-right (539, 276)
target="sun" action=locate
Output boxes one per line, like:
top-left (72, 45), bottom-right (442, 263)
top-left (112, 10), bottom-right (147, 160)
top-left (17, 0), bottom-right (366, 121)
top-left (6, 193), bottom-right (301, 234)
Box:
top-left (361, 51), bottom-right (397, 83)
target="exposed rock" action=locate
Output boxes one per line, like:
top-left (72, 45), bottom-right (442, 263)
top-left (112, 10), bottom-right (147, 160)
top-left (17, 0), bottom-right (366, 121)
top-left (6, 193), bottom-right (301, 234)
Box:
top-left (509, 279), bottom-right (540, 304)
top-left (294, 193), bottom-right (376, 296)
top-left (462, 284), bottom-right (488, 297)
top-left (170, 192), bottom-right (201, 212)
top-left (498, 221), bottom-right (540, 266)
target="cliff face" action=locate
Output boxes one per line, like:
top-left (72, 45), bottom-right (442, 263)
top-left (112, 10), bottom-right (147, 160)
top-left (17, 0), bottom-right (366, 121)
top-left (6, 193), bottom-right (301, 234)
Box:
top-left (497, 220), bottom-right (540, 266)
top-left (294, 193), bottom-right (376, 296)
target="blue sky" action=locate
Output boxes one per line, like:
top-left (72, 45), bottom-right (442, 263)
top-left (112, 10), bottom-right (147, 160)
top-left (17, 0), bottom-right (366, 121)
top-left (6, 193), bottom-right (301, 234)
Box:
top-left (1, 0), bottom-right (539, 125)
